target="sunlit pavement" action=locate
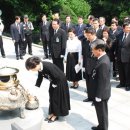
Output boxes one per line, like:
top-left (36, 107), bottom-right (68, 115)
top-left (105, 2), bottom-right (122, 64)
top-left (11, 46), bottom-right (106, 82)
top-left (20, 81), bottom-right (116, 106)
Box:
top-left (0, 36), bottom-right (130, 130)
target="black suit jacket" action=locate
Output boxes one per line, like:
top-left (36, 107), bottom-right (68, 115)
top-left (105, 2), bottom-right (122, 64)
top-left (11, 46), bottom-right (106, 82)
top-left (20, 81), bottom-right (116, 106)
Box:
top-left (75, 24), bottom-right (86, 38)
top-left (51, 28), bottom-right (67, 58)
top-left (10, 23), bottom-right (25, 42)
top-left (61, 22), bottom-right (74, 33)
top-left (84, 39), bottom-right (102, 74)
top-left (96, 28), bottom-right (103, 39)
top-left (116, 32), bottom-right (130, 62)
top-left (39, 21), bottom-right (50, 41)
top-left (91, 54), bottom-right (111, 100)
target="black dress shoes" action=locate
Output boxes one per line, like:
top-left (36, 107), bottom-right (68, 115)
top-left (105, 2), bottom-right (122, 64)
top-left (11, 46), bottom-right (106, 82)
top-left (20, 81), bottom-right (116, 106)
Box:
top-left (44, 117), bottom-right (51, 121)
top-left (91, 126), bottom-right (100, 130)
top-left (43, 56), bottom-right (47, 59)
top-left (29, 53), bottom-right (33, 55)
top-left (70, 85), bottom-right (79, 89)
top-left (83, 98), bottom-right (92, 102)
top-left (16, 57), bottom-right (19, 60)
top-left (48, 117), bottom-right (58, 123)
top-left (2, 55), bottom-right (6, 58)
top-left (125, 86), bottom-right (130, 91)
top-left (70, 85), bottom-right (75, 88)
top-left (116, 84), bottom-right (125, 88)
top-left (20, 56), bottom-right (23, 60)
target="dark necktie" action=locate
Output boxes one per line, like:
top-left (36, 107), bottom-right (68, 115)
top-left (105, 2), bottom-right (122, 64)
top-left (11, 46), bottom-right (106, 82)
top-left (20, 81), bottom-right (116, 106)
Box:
top-left (54, 30), bottom-right (56, 35)
top-left (66, 23), bottom-right (69, 29)
top-left (43, 21), bottom-right (45, 26)
top-left (122, 33), bottom-right (126, 42)
top-left (17, 24), bottom-right (20, 34)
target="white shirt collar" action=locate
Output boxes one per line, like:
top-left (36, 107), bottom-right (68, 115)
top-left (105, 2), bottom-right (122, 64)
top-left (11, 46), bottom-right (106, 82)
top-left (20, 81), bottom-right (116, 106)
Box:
top-left (98, 52), bottom-right (106, 59)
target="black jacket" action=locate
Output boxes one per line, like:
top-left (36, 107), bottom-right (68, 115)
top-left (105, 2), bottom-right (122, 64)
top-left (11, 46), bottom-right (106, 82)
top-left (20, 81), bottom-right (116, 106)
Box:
top-left (51, 28), bottom-right (67, 58)
top-left (90, 54), bottom-right (111, 100)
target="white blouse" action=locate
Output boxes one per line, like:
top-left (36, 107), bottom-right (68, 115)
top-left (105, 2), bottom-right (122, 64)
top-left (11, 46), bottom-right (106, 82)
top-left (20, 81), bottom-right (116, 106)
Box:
top-left (64, 37), bottom-right (82, 62)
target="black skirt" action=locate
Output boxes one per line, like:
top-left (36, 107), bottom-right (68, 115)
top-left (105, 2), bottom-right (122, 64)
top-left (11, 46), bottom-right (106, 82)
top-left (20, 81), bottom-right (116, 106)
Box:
top-left (49, 79), bottom-right (70, 116)
top-left (66, 52), bottom-right (82, 82)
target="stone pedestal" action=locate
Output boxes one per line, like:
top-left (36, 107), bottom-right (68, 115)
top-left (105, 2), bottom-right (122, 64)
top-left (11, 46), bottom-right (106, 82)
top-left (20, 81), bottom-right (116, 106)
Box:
top-left (0, 108), bottom-right (43, 130)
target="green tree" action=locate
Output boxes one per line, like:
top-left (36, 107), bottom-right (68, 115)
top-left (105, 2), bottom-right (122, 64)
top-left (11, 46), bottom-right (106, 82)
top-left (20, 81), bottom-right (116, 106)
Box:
top-left (87, 0), bottom-right (130, 24)
top-left (56, 0), bottom-right (91, 23)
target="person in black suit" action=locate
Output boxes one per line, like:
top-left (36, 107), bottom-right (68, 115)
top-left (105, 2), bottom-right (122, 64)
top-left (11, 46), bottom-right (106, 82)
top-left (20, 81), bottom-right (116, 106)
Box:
top-left (61, 15), bottom-right (74, 34)
top-left (10, 16), bottom-right (25, 60)
top-left (39, 14), bottom-right (50, 59)
top-left (51, 19), bottom-right (67, 72)
top-left (91, 41), bottom-right (111, 130)
top-left (49, 13), bottom-right (63, 58)
top-left (115, 22), bottom-right (130, 91)
top-left (109, 21), bottom-right (122, 78)
top-left (25, 56), bottom-right (70, 123)
top-left (22, 15), bottom-right (34, 55)
top-left (86, 15), bottom-right (95, 27)
top-left (99, 17), bottom-right (108, 30)
top-left (75, 16), bottom-right (86, 40)
top-left (93, 18), bottom-right (103, 39)
top-left (82, 27), bottom-right (97, 102)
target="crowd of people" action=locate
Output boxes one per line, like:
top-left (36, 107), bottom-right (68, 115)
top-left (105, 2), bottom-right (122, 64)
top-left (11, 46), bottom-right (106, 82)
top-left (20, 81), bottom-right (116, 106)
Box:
top-left (0, 12), bottom-right (130, 130)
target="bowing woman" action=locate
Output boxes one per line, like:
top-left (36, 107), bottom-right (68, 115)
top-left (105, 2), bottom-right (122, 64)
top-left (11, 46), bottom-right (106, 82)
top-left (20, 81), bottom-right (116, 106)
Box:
top-left (25, 56), bottom-right (70, 123)
top-left (64, 28), bottom-right (82, 89)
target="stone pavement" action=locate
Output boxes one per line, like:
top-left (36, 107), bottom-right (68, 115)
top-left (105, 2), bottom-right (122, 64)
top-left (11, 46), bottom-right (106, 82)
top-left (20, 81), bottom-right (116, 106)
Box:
top-left (0, 37), bottom-right (130, 130)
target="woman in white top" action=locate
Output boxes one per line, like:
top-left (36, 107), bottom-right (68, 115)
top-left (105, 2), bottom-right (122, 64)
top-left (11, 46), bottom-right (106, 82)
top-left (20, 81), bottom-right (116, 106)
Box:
top-left (64, 28), bottom-right (82, 89)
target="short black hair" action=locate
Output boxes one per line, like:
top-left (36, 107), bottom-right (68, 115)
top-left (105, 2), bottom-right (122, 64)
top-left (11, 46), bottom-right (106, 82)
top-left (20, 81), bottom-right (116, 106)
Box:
top-left (123, 22), bottom-right (130, 28)
top-left (84, 27), bottom-right (96, 35)
top-left (68, 28), bottom-right (76, 34)
top-left (25, 56), bottom-right (41, 70)
top-left (15, 16), bottom-right (20, 20)
top-left (111, 21), bottom-right (118, 26)
top-left (52, 18), bottom-right (60, 24)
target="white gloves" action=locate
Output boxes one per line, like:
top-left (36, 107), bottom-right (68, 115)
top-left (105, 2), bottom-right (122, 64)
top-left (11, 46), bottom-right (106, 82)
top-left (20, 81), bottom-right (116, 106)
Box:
top-left (60, 55), bottom-right (64, 58)
top-left (95, 97), bottom-right (102, 102)
top-left (52, 84), bottom-right (57, 88)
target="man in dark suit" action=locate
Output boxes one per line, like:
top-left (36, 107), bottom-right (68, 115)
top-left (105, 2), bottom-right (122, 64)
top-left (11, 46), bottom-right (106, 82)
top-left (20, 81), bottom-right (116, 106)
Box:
top-left (93, 18), bottom-right (103, 39)
top-left (10, 16), bottom-right (25, 60)
top-left (51, 19), bottom-right (67, 72)
top-left (39, 14), bottom-right (50, 59)
top-left (61, 15), bottom-right (74, 34)
top-left (91, 41), bottom-right (111, 130)
top-left (22, 15), bottom-right (34, 55)
top-left (109, 21), bottom-right (122, 77)
top-left (99, 17), bottom-right (108, 30)
top-left (115, 22), bottom-right (130, 91)
top-left (86, 15), bottom-right (94, 27)
top-left (82, 27), bottom-right (97, 102)
top-left (75, 16), bottom-right (86, 40)
top-left (49, 13), bottom-right (63, 58)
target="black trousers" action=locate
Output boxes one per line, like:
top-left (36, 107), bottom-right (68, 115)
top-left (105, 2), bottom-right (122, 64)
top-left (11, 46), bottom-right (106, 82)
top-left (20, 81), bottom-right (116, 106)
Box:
top-left (42, 39), bottom-right (50, 57)
top-left (23, 34), bottom-right (32, 54)
top-left (52, 56), bottom-right (64, 72)
top-left (14, 39), bottom-right (23, 57)
top-left (117, 61), bottom-right (130, 87)
top-left (85, 72), bottom-right (93, 100)
top-left (113, 59), bottom-right (118, 76)
top-left (94, 100), bottom-right (108, 130)
top-left (0, 36), bottom-right (5, 56)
